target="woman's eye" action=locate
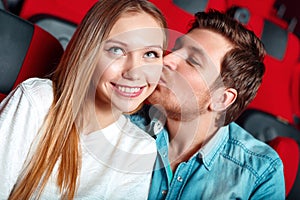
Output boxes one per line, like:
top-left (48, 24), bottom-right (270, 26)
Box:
top-left (144, 51), bottom-right (159, 58)
top-left (108, 47), bottom-right (125, 56)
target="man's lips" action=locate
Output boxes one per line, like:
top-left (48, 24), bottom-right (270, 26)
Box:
top-left (111, 83), bottom-right (145, 97)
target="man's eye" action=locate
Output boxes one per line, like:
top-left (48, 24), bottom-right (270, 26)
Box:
top-left (144, 51), bottom-right (159, 58)
top-left (108, 47), bottom-right (125, 55)
top-left (187, 57), bottom-right (201, 67)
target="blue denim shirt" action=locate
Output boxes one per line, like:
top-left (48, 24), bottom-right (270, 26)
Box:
top-left (129, 105), bottom-right (285, 200)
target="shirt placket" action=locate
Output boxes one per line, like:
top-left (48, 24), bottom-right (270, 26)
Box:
top-left (149, 122), bottom-right (171, 200)
top-left (165, 157), bottom-right (196, 200)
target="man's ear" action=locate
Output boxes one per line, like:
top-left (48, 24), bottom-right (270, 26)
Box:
top-left (209, 88), bottom-right (237, 111)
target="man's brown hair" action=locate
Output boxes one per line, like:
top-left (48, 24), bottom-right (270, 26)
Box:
top-left (188, 9), bottom-right (266, 126)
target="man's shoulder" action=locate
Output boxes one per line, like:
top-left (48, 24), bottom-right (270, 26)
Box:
top-left (224, 122), bottom-right (283, 175)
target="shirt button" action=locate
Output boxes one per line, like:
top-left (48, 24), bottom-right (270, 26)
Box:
top-left (163, 152), bottom-right (167, 157)
top-left (177, 176), bottom-right (183, 182)
top-left (154, 122), bottom-right (163, 134)
top-left (162, 190), bottom-right (167, 195)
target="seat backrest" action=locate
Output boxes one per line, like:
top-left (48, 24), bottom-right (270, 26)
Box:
top-left (267, 136), bottom-right (300, 197)
top-left (226, 2), bottom-right (300, 126)
top-left (236, 109), bottom-right (300, 143)
top-left (0, 1), bottom-right (4, 9)
top-left (0, 9), bottom-right (63, 102)
top-left (149, 0), bottom-right (195, 49)
top-left (291, 63), bottom-right (300, 129)
top-left (248, 22), bottom-right (299, 125)
top-left (18, 0), bottom-right (97, 48)
top-left (236, 109), bottom-right (300, 197)
top-left (148, 0), bottom-right (227, 50)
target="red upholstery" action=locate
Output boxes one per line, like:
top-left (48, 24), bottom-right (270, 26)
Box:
top-left (225, 1), bottom-right (300, 195)
top-left (18, 0), bottom-right (98, 48)
top-left (19, 0), bottom-right (97, 25)
top-left (227, 0), bottom-right (289, 30)
top-left (13, 25), bottom-right (64, 88)
top-left (248, 57), bottom-right (299, 126)
top-left (248, 29), bottom-right (299, 125)
top-left (291, 64), bottom-right (300, 129)
top-left (227, 0), bottom-right (288, 27)
top-left (226, 0), bottom-right (300, 126)
top-left (148, 0), bottom-right (194, 49)
top-left (267, 137), bottom-right (300, 196)
top-left (148, 0), bottom-right (227, 50)
top-left (0, 9), bottom-right (63, 102)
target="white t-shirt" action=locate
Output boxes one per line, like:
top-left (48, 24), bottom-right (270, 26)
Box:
top-left (0, 78), bottom-right (156, 200)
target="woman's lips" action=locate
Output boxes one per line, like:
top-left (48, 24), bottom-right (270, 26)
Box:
top-left (112, 83), bottom-right (145, 98)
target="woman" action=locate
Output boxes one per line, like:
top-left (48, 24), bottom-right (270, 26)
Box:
top-left (0, 0), bottom-right (167, 199)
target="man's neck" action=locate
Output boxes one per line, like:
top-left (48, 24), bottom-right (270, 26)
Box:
top-left (166, 114), bottom-right (218, 171)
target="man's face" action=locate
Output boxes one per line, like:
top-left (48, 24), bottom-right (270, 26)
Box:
top-left (148, 29), bottom-right (232, 121)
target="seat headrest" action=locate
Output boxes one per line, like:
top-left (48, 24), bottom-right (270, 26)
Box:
top-left (0, 9), bottom-right (64, 101)
top-left (0, 9), bottom-right (34, 95)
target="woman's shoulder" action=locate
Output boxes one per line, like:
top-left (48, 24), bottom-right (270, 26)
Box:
top-left (19, 78), bottom-right (53, 105)
top-left (20, 77), bottom-right (53, 92)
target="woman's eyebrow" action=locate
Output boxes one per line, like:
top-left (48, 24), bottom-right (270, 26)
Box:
top-left (105, 39), bottom-right (163, 50)
top-left (104, 39), bottom-right (127, 46)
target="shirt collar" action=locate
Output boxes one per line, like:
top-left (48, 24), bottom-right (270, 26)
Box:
top-left (146, 105), bottom-right (230, 171)
top-left (198, 125), bottom-right (229, 170)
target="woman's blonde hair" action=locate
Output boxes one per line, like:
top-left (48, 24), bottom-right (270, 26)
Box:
top-left (9, 0), bottom-right (167, 199)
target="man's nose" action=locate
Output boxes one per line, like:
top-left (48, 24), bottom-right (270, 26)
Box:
top-left (163, 52), bottom-right (180, 71)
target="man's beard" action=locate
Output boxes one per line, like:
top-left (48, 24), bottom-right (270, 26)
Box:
top-left (147, 86), bottom-right (211, 122)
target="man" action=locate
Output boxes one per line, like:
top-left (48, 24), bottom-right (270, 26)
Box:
top-left (130, 9), bottom-right (285, 199)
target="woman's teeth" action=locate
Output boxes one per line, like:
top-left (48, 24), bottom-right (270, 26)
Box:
top-left (117, 86), bottom-right (141, 93)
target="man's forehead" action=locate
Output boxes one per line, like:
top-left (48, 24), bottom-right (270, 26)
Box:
top-left (176, 35), bottom-right (208, 53)
top-left (174, 34), bottom-right (214, 62)
top-left (177, 29), bottom-right (233, 70)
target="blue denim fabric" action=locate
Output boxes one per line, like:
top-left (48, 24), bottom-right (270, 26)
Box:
top-left (129, 105), bottom-right (285, 200)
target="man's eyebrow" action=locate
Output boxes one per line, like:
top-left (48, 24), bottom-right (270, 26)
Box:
top-left (174, 36), bottom-right (184, 47)
top-left (175, 36), bottom-right (207, 56)
top-left (189, 46), bottom-right (207, 57)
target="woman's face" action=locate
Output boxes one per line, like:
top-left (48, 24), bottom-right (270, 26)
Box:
top-left (95, 11), bottom-right (164, 114)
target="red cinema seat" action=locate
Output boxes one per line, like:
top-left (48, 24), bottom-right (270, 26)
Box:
top-left (226, 0), bottom-right (291, 38)
top-left (267, 137), bottom-right (300, 197)
top-left (18, 0), bottom-right (97, 48)
top-left (149, 0), bottom-right (227, 49)
top-left (248, 22), bottom-right (299, 125)
top-left (149, 0), bottom-right (195, 49)
top-left (236, 109), bottom-right (300, 197)
top-left (291, 64), bottom-right (300, 129)
top-left (0, 9), bottom-right (63, 102)
top-left (226, 0), bottom-right (289, 29)
top-left (226, 3), bottom-right (300, 126)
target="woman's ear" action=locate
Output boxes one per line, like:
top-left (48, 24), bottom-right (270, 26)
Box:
top-left (209, 88), bottom-right (237, 111)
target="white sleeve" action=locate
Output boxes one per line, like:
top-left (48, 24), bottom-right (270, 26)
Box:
top-left (0, 83), bottom-right (42, 198)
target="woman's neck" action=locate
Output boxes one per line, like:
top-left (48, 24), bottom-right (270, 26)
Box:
top-left (81, 99), bottom-right (122, 134)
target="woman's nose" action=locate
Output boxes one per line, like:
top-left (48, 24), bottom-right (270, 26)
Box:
top-left (122, 54), bottom-right (141, 80)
